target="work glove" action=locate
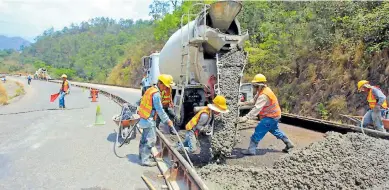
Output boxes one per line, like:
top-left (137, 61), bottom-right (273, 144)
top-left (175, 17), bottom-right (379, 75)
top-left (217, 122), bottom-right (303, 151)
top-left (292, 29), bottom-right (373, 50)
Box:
top-left (238, 116), bottom-right (248, 123)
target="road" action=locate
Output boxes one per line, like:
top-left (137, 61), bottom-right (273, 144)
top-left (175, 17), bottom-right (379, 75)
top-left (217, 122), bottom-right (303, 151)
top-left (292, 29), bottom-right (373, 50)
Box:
top-left (0, 78), bottom-right (162, 190)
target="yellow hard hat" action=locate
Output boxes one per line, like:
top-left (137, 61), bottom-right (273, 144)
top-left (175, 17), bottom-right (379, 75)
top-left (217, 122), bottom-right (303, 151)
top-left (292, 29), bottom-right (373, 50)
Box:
top-left (208, 95), bottom-right (229, 113)
top-left (252, 74), bottom-right (267, 83)
top-left (61, 74), bottom-right (67, 78)
top-left (158, 74), bottom-right (173, 87)
top-left (167, 74), bottom-right (176, 86)
top-left (357, 80), bottom-right (369, 91)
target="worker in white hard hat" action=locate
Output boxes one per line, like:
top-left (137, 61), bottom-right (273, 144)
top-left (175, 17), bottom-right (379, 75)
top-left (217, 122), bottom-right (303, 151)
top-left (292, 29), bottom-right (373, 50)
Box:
top-left (177, 95), bottom-right (229, 153)
top-left (138, 74), bottom-right (175, 167)
top-left (141, 73), bottom-right (151, 96)
top-left (357, 80), bottom-right (388, 132)
top-left (59, 74), bottom-right (70, 109)
top-left (239, 74), bottom-right (294, 155)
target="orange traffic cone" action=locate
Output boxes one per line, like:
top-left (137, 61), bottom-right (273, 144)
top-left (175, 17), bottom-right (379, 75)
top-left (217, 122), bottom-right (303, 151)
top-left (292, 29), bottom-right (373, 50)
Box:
top-left (91, 89), bottom-right (97, 102)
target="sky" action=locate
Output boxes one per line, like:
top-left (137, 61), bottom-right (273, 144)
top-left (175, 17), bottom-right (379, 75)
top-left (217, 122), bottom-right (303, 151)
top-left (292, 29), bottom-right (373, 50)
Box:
top-left (0, 0), bottom-right (153, 42)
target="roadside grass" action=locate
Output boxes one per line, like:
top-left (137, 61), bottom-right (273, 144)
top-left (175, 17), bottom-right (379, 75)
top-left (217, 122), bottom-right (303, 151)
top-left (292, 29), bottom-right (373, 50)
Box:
top-left (11, 81), bottom-right (25, 99)
top-left (0, 82), bottom-right (8, 105)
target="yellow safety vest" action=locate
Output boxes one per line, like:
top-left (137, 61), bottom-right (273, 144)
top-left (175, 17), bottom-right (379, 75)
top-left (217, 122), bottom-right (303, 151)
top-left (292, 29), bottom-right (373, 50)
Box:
top-left (138, 87), bottom-right (159, 119)
top-left (161, 87), bottom-right (172, 108)
top-left (258, 87), bottom-right (282, 118)
top-left (367, 87), bottom-right (388, 109)
top-left (186, 107), bottom-right (211, 131)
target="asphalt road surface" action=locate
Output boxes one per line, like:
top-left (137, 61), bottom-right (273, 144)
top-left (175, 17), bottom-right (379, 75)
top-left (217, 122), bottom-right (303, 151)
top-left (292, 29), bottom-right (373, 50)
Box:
top-left (0, 78), bottom-right (161, 190)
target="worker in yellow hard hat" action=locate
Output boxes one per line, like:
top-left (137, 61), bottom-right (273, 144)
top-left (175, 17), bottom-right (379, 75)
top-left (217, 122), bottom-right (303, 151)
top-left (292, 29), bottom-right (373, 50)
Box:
top-left (238, 74), bottom-right (294, 155)
top-left (156, 74), bottom-right (177, 134)
top-left (357, 80), bottom-right (388, 132)
top-left (176, 95), bottom-right (229, 153)
top-left (138, 74), bottom-right (175, 167)
top-left (59, 74), bottom-right (70, 109)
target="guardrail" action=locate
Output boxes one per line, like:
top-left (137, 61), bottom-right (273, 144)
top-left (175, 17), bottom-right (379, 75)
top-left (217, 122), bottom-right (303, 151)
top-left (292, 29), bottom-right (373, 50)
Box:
top-left (49, 80), bottom-right (209, 190)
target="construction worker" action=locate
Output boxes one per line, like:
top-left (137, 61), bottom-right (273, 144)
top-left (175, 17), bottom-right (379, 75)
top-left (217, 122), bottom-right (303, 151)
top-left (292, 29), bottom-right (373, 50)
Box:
top-left (59, 74), bottom-right (70, 109)
top-left (141, 74), bottom-right (151, 95)
top-left (27, 75), bottom-right (32, 85)
top-left (357, 80), bottom-right (388, 132)
top-left (177, 95), bottom-right (229, 153)
top-left (156, 74), bottom-right (177, 134)
top-left (239, 74), bottom-right (294, 155)
top-left (138, 74), bottom-right (175, 167)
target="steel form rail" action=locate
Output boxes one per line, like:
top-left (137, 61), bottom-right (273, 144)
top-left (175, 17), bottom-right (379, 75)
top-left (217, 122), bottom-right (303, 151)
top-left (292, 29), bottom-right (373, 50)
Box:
top-left (49, 80), bottom-right (209, 190)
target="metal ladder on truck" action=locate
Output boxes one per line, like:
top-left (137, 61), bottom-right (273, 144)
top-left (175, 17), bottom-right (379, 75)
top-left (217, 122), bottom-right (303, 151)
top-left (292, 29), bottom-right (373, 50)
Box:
top-left (175, 3), bottom-right (209, 125)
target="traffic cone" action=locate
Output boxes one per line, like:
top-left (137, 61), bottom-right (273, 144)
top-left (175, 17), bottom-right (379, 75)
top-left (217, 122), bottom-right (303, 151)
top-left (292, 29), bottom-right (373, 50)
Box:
top-left (94, 105), bottom-right (106, 125)
top-left (91, 89), bottom-right (97, 102)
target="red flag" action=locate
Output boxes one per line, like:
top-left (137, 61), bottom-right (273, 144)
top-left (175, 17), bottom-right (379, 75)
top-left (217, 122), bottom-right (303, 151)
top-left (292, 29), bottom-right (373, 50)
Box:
top-left (50, 93), bottom-right (60, 102)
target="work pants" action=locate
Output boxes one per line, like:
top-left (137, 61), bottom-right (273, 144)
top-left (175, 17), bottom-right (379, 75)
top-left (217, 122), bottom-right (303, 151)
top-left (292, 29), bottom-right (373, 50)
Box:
top-left (183, 130), bottom-right (198, 153)
top-left (251, 117), bottom-right (287, 144)
top-left (59, 91), bottom-right (66, 108)
top-left (139, 127), bottom-right (156, 165)
top-left (363, 109), bottom-right (387, 132)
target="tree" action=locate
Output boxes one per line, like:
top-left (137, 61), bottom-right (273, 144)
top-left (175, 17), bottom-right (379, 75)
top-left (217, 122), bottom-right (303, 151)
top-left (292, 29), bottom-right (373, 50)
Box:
top-left (149, 0), bottom-right (171, 20)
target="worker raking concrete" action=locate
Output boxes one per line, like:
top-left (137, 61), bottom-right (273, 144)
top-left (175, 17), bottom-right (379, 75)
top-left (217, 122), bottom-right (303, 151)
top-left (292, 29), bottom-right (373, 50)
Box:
top-left (59, 74), bottom-right (70, 109)
top-left (357, 80), bottom-right (388, 132)
top-left (156, 74), bottom-right (177, 135)
top-left (176, 95), bottom-right (229, 153)
top-left (137, 74), bottom-right (175, 167)
top-left (239, 74), bottom-right (294, 155)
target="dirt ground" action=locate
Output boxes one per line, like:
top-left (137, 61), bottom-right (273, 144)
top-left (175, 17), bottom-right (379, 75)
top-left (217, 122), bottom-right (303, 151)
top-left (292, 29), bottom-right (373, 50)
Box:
top-left (228, 121), bottom-right (325, 167)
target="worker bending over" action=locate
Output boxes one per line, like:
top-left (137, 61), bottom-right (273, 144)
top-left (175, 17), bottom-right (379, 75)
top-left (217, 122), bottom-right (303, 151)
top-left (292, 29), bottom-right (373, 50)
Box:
top-left (357, 80), bottom-right (388, 132)
top-left (138, 75), bottom-right (175, 167)
top-left (59, 74), bottom-right (70, 109)
top-left (156, 74), bottom-right (177, 134)
top-left (239, 74), bottom-right (294, 155)
top-left (177, 95), bottom-right (229, 153)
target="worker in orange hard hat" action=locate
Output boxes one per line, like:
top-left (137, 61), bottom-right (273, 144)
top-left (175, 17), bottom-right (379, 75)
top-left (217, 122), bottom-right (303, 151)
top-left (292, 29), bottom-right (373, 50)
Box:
top-left (176, 95), bottom-right (229, 153)
top-left (138, 74), bottom-right (175, 167)
top-left (59, 74), bottom-right (70, 109)
top-left (357, 80), bottom-right (388, 132)
top-left (238, 74), bottom-right (294, 155)
top-left (156, 74), bottom-right (177, 134)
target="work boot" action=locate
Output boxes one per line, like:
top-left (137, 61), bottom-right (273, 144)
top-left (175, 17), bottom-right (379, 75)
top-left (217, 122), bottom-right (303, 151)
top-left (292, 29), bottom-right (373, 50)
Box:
top-left (241, 140), bottom-right (257, 155)
top-left (142, 160), bottom-right (157, 167)
top-left (281, 138), bottom-right (294, 153)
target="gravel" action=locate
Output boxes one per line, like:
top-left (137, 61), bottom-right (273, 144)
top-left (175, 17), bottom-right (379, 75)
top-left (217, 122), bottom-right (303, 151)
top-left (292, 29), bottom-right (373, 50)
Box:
top-left (211, 48), bottom-right (247, 161)
top-left (199, 132), bottom-right (389, 190)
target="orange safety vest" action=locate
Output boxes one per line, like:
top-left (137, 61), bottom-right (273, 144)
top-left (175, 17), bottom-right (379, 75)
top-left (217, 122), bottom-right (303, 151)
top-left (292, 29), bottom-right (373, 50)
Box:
top-left (185, 107), bottom-right (211, 131)
top-left (61, 80), bottom-right (69, 92)
top-left (367, 87), bottom-right (388, 109)
top-left (138, 87), bottom-right (159, 119)
top-left (161, 87), bottom-right (173, 108)
top-left (258, 87), bottom-right (282, 118)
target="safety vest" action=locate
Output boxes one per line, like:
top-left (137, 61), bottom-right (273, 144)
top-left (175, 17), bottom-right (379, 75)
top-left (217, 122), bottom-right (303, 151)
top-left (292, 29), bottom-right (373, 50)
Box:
top-left (186, 107), bottom-right (211, 131)
top-left (61, 80), bottom-right (69, 92)
top-left (367, 87), bottom-right (388, 109)
top-left (161, 87), bottom-right (172, 107)
top-left (258, 87), bottom-right (282, 118)
top-left (138, 87), bottom-right (159, 119)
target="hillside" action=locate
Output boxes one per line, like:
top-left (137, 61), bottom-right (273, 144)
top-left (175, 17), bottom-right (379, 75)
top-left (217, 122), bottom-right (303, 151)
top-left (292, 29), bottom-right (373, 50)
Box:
top-left (19, 1), bottom-right (389, 122)
top-left (0, 35), bottom-right (31, 50)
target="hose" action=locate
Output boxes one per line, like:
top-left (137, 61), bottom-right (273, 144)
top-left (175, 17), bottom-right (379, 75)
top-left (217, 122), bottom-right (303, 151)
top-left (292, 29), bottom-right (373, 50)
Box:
top-left (360, 114), bottom-right (366, 135)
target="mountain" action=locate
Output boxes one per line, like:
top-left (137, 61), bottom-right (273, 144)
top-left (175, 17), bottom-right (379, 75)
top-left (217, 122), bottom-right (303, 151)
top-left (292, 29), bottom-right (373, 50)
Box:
top-left (0, 35), bottom-right (31, 50)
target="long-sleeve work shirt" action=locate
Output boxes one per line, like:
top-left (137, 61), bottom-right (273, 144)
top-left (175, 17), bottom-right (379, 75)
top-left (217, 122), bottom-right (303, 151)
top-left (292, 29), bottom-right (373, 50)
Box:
top-left (138, 89), bottom-right (170, 129)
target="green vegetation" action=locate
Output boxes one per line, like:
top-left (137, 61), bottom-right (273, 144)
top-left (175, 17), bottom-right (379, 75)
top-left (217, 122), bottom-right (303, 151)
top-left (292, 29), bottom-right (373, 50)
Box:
top-left (15, 1), bottom-right (389, 121)
top-left (0, 82), bottom-right (8, 105)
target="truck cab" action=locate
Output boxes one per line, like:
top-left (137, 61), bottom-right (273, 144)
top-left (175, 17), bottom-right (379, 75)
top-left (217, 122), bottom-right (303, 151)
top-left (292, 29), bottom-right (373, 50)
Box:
top-left (141, 52), bottom-right (160, 87)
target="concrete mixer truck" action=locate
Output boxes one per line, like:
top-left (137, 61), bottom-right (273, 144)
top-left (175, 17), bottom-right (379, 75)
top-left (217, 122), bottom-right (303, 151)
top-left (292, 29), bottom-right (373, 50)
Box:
top-left (142, 0), bottom-right (248, 128)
